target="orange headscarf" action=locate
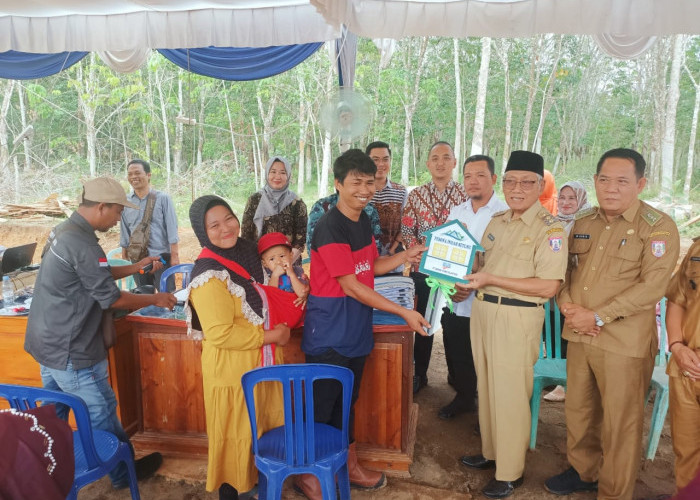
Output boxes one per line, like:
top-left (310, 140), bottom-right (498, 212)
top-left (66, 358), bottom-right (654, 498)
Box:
top-left (539, 170), bottom-right (558, 215)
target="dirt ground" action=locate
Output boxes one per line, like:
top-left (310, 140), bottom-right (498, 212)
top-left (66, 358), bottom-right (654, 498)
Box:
top-left (0, 220), bottom-right (683, 500)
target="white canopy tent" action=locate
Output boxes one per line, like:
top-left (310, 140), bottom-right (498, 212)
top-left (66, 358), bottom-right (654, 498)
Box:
top-left (1, 0), bottom-right (698, 56)
top-left (0, 1), bottom-right (338, 53)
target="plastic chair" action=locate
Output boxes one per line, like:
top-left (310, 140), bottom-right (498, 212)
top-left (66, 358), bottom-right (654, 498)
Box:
top-left (0, 383), bottom-right (140, 500)
top-left (644, 298), bottom-right (670, 460)
top-left (241, 363), bottom-right (353, 500)
top-left (106, 248), bottom-right (122, 259)
top-left (108, 258), bottom-right (136, 291)
top-left (159, 263), bottom-right (193, 291)
top-left (529, 298), bottom-right (566, 449)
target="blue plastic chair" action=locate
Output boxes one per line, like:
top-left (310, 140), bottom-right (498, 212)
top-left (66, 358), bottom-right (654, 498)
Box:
top-left (529, 298), bottom-right (566, 449)
top-left (644, 298), bottom-right (670, 460)
top-left (106, 248), bottom-right (122, 260)
top-left (0, 383), bottom-right (140, 500)
top-left (108, 257), bottom-right (136, 291)
top-left (241, 364), bottom-right (353, 500)
top-left (159, 263), bottom-right (193, 291)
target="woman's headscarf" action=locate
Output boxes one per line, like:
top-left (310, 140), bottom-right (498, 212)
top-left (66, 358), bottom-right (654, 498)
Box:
top-left (189, 195), bottom-right (264, 317)
top-left (556, 181), bottom-right (591, 223)
top-left (252, 156), bottom-right (297, 236)
top-left (539, 169), bottom-right (558, 216)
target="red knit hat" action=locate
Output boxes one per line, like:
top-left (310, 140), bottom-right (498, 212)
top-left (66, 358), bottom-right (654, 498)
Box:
top-left (257, 232), bottom-right (292, 256)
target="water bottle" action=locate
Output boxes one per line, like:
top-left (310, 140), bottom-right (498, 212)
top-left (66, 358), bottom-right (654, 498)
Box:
top-left (2, 276), bottom-right (14, 307)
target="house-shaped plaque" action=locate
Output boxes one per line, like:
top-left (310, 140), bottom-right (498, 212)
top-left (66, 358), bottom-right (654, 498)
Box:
top-left (418, 220), bottom-right (483, 285)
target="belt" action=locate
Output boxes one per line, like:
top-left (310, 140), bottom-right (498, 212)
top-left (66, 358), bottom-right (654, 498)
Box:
top-left (475, 291), bottom-right (541, 308)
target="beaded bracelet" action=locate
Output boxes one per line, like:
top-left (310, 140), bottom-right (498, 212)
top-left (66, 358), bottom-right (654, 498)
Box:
top-left (0, 408), bottom-right (57, 474)
top-left (668, 340), bottom-right (685, 352)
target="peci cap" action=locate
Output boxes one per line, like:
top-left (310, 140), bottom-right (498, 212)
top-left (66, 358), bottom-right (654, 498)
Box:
top-left (257, 232), bottom-right (292, 256)
top-left (80, 177), bottom-right (139, 209)
top-left (504, 150), bottom-right (544, 177)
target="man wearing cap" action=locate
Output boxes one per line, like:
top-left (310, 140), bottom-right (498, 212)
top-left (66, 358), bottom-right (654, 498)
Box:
top-left (459, 151), bottom-right (568, 498)
top-left (120, 159), bottom-right (180, 291)
top-left (545, 149), bottom-right (680, 500)
top-left (25, 177), bottom-right (177, 490)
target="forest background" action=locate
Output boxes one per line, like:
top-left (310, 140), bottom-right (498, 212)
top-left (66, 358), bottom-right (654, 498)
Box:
top-left (0, 34), bottom-right (698, 235)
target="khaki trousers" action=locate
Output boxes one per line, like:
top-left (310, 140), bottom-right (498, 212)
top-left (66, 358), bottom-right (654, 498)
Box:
top-left (669, 374), bottom-right (700, 490)
top-left (565, 342), bottom-right (654, 500)
top-left (470, 300), bottom-right (543, 481)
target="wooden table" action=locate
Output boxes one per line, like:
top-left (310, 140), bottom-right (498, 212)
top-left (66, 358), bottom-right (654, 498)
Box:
top-left (126, 312), bottom-right (418, 475)
top-left (0, 313), bottom-right (418, 475)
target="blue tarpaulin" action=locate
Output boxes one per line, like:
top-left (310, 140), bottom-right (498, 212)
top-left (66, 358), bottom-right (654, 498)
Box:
top-left (0, 43), bottom-right (323, 81)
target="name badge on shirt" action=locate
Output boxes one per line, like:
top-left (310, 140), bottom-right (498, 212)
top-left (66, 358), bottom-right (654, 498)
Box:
top-left (487, 233), bottom-right (495, 241)
top-left (573, 234), bottom-right (590, 239)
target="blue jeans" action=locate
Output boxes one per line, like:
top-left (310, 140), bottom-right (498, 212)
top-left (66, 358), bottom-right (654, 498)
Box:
top-left (40, 358), bottom-right (132, 487)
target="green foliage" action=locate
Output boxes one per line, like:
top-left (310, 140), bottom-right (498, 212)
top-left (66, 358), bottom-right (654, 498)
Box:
top-left (0, 34), bottom-right (697, 227)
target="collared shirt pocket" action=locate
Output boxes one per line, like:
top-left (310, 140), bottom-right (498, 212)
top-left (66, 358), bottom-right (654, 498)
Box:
top-left (610, 238), bottom-right (643, 280)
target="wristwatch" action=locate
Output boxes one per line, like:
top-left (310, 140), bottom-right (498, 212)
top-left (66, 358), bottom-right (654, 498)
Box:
top-left (594, 313), bottom-right (605, 327)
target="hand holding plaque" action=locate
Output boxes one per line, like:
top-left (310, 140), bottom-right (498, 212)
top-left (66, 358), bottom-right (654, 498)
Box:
top-left (418, 221), bottom-right (484, 331)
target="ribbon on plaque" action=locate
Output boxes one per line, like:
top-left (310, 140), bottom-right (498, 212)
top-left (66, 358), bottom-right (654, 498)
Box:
top-left (425, 276), bottom-right (457, 314)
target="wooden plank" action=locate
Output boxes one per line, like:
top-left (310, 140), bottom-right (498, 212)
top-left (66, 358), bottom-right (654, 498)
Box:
top-left (130, 430), bottom-right (208, 457)
top-left (138, 330), bottom-right (206, 434)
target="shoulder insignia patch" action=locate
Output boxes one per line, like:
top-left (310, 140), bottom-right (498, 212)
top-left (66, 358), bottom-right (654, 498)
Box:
top-left (641, 208), bottom-right (662, 226)
top-left (539, 212), bottom-right (557, 226)
top-left (575, 206), bottom-right (596, 220)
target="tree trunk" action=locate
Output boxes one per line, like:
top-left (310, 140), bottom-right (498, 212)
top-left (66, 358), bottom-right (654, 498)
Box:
top-left (173, 69), bottom-right (184, 175)
top-left (16, 83), bottom-right (31, 171)
top-left (155, 66), bottom-right (172, 190)
top-left (470, 37), bottom-right (491, 156)
top-left (224, 92), bottom-right (239, 172)
top-left (197, 88), bottom-right (206, 172)
top-left (319, 130), bottom-right (332, 198)
top-left (401, 37), bottom-right (429, 185)
top-left (683, 64), bottom-right (699, 205)
top-left (256, 85), bottom-right (278, 162)
top-left (522, 36), bottom-right (542, 150)
top-left (453, 38), bottom-right (463, 180)
top-left (661, 35), bottom-right (685, 202)
top-left (533, 36), bottom-right (562, 155)
top-left (495, 40), bottom-right (512, 175)
top-left (0, 80), bottom-right (16, 177)
top-left (297, 75), bottom-right (308, 194)
top-left (77, 55), bottom-right (98, 177)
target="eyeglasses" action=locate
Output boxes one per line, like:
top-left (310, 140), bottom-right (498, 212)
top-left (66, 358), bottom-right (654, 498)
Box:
top-left (502, 178), bottom-right (539, 191)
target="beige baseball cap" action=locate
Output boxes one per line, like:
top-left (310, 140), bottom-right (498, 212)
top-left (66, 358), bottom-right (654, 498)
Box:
top-left (80, 177), bottom-right (139, 209)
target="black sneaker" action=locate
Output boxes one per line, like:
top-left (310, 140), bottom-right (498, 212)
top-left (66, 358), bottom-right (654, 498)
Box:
top-left (438, 397), bottom-right (476, 419)
top-left (135, 452), bottom-right (163, 481)
top-left (113, 452), bottom-right (163, 490)
top-left (544, 466), bottom-right (597, 495)
top-left (413, 374), bottom-right (428, 394)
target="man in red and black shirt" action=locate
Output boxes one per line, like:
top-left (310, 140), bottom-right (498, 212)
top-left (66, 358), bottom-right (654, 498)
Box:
top-left (297, 149), bottom-right (430, 500)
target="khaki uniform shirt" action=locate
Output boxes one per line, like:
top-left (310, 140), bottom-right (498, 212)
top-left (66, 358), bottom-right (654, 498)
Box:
top-left (558, 199), bottom-right (680, 358)
top-left (479, 201), bottom-right (568, 304)
top-left (665, 237), bottom-right (700, 377)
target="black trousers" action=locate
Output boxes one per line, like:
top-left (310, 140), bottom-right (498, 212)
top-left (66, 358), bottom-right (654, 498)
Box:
top-left (305, 349), bottom-right (367, 442)
top-left (411, 272), bottom-right (433, 379)
top-left (441, 309), bottom-right (477, 404)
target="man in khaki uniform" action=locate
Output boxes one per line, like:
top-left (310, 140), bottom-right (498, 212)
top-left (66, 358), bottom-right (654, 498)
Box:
top-left (665, 236), bottom-right (700, 491)
top-left (460, 150), bottom-right (568, 499)
top-left (546, 148), bottom-right (680, 500)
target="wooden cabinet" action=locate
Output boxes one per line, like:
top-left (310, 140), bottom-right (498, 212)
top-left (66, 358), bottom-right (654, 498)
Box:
top-left (0, 313), bottom-right (418, 475)
top-left (126, 314), bottom-right (418, 475)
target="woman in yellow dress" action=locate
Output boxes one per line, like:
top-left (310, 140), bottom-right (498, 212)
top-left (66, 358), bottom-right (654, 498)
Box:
top-left (186, 195), bottom-right (290, 500)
